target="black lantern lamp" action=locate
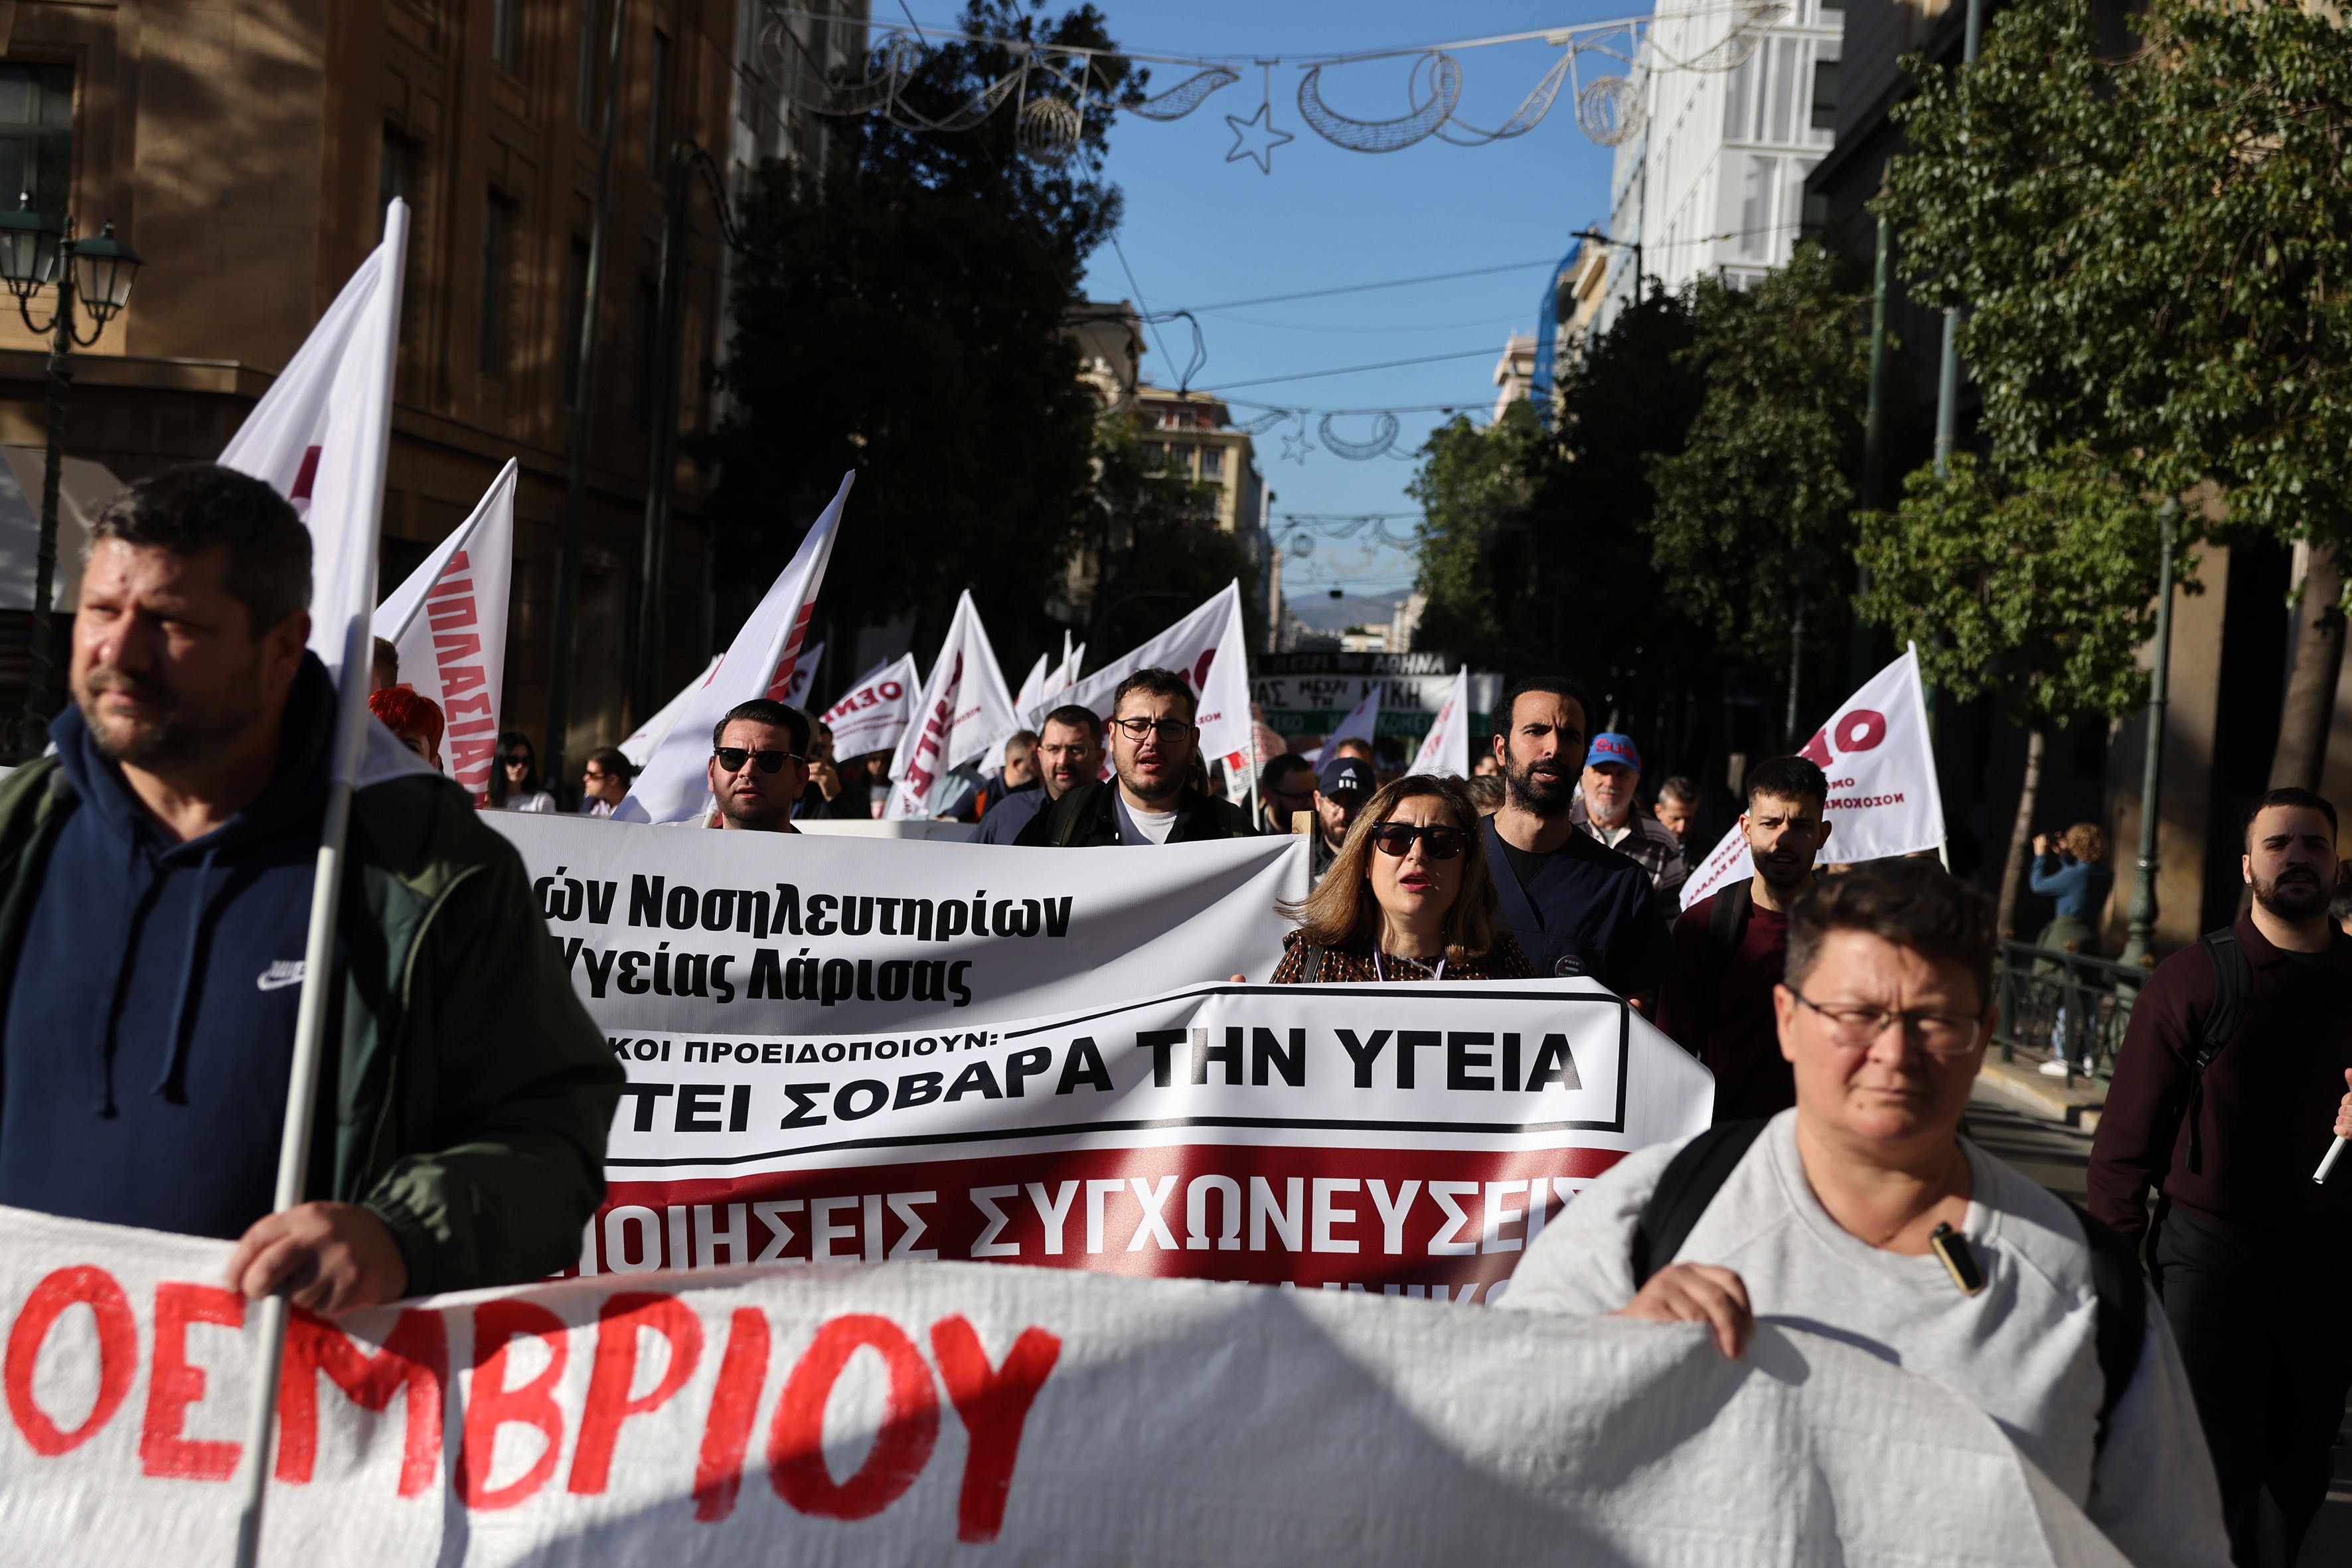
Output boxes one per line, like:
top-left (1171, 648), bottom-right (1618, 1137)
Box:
top-left (0, 194), bottom-right (60, 305)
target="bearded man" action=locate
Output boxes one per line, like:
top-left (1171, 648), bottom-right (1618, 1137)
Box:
top-left (1478, 676), bottom-right (1680, 1004)
top-left (2089, 787), bottom-right (2352, 1568)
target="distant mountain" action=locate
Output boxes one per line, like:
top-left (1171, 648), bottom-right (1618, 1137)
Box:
top-left (1285, 591), bottom-right (1404, 635)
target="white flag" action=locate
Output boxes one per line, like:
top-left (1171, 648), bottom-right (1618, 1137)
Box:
top-left (1681, 643), bottom-right (1950, 909)
top-left (1043, 632), bottom-right (1085, 702)
top-left (1037, 581), bottom-right (1252, 764)
top-left (820, 652), bottom-right (921, 759)
top-left (371, 459), bottom-right (515, 801)
top-left (1308, 684), bottom-right (1381, 767)
top-left (1409, 665), bottom-right (1470, 777)
top-left (887, 589), bottom-right (1020, 819)
top-left (618, 653), bottom-right (721, 768)
top-left (616, 473), bottom-right (854, 823)
top-left (773, 640), bottom-right (823, 709)
top-left (221, 199), bottom-right (412, 784)
top-left (1012, 652), bottom-right (1052, 717)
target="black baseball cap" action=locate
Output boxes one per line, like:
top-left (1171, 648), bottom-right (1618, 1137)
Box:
top-left (1319, 755), bottom-right (1375, 798)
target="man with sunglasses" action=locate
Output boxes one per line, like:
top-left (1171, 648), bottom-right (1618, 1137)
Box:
top-left (1505, 863), bottom-right (2225, 1568)
top-left (704, 698), bottom-right (813, 832)
top-left (1017, 668), bottom-right (1253, 846)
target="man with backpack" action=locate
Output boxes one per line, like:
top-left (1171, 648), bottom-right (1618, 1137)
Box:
top-left (2088, 787), bottom-right (2352, 1567)
top-left (1656, 755), bottom-right (1830, 1121)
top-left (1507, 862), bottom-right (2226, 1567)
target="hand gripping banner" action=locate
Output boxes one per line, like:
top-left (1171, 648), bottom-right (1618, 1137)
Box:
top-left (0, 1207), bottom-right (2133, 1567)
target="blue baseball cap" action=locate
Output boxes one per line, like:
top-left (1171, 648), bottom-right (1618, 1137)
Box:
top-left (1588, 732), bottom-right (1641, 773)
top-left (1318, 755), bottom-right (1376, 798)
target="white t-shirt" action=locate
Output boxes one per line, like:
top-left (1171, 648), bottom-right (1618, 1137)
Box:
top-left (1115, 793), bottom-right (1179, 844)
top-left (1502, 1111), bottom-right (2227, 1568)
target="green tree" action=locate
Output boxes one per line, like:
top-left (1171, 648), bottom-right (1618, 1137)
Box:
top-left (1648, 243), bottom-right (1871, 726)
top-left (1885, 0), bottom-right (2352, 789)
top-left (1083, 424), bottom-right (1262, 653)
top-left (1858, 449), bottom-right (2175, 935)
top-left (706, 1), bottom-right (1137, 690)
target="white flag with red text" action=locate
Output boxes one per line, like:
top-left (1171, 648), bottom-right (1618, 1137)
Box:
top-left (887, 590), bottom-right (1020, 819)
top-left (617, 473), bottom-right (853, 824)
top-left (220, 199), bottom-right (412, 785)
top-left (372, 459), bottom-right (515, 802)
top-left (1409, 665), bottom-right (1470, 777)
top-left (1034, 581), bottom-right (1251, 767)
top-left (823, 653), bottom-right (922, 761)
top-left (1681, 644), bottom-right (1948, 909)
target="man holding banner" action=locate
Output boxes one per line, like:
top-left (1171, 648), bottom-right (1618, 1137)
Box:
top-left (1019, 668), bottom-right (1253, 846)
top-left (0, 467), bottom-right (621, 1313)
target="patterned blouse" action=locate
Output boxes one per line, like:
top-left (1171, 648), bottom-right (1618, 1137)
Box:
top-left (1267, 927), bottom-right (1537, 984)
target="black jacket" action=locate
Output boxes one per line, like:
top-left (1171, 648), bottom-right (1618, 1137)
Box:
top-left (1013, 779), bottom-right (1256, 846)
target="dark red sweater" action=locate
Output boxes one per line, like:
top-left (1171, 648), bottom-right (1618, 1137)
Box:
top-left (1656, 888), bottom-right (1796, 1125)
top-left (2086, 915), bottom-right (2352, 1248)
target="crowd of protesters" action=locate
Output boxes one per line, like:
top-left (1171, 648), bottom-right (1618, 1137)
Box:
top-left (6, 460), bottom-right (2347, 1567)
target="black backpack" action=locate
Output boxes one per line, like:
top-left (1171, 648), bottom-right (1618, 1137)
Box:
top-left (2175, 927), bottom-right (2254, 1178)
top-left (1629, 1119), bottom-right (2146, 1454)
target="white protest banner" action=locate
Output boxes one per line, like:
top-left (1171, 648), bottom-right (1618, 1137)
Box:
top-left (1049, 636), bottom-right (1084, 698)
top-left (823, 653), bottom-right (921, 760)
top-left (773, 641), bottom-right (823, 708)
top-left (1682, 644), bottom-right (1948, 909)
top-left (1306, 684), bottom-right (1379, 767)
top-left (1012, 653), bottom-right (1051, 717)
top-left (619, 474), bottom-right (853, 824)
top-left (621, 654), bottom-right (724, 767)
top-left (886, 591), bottom-right (1019, 820)
top-left (1409, 665), bottom-right (1470, 777)
top-left (1032, 582), bottom-right (1251, 766)
top-left (372, 460), bottom-right (516, 801)
top-left (0, 1206), bottom-right (2133, 1568)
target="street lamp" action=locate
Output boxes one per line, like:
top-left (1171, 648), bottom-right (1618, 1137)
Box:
top-left (1785, 543), bottom-right (1829, 746)
top-left (0, 198), bottom-right (143, 742)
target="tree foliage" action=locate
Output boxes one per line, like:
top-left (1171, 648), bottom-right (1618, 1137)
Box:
top-left (706, 1), bottom-right (1138, 682)
top-left (1083, 425), bottom-right (1263, 654)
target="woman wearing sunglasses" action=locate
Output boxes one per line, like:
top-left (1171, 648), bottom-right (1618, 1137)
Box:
top-left (487, 731), bottom-right (557, 813)
top-left (1270, 775), bottom-right (1533, 983)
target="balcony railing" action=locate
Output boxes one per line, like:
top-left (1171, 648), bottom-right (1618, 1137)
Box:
top-left (1991, 939), bottom-right (2151, 1086)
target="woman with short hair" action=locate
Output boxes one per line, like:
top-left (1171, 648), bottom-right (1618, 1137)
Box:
top-left (1269, 775), bottom-right (1533, 983)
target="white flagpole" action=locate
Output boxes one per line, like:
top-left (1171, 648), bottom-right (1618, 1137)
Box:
top-left (231, 200), bottom-right (410, 1568)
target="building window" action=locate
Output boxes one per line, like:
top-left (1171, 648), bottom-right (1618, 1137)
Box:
top-left (0, 64), bottom-right (73, 230)
top-left (1140, 441), bottom-right (1164, 468)
top-left (563, 237), bottom-right (591, 404)
top-left (647, 30), bottom-right (671, 176)
top-left (481, 193), bottom-right (517, 374)
top-left (1768, 39), bottom-right (1800, 143)
top-left (1721, 51), bottom-right (1753, 143)
top-left (1740, 156), bottom-right (1778, 259)
top-left (1810, 59), bottom-right (1840, 133)
top-left (1200, 445), bottom-right (1224, 480)
top-left (493, 0), bottom-right (521, 71)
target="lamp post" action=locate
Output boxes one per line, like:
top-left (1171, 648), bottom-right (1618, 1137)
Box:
top-left (1785, 544), bottom-right (1828, 747)
top-left (2118, 499), bottom-right (2178, 971)
top-left (0, 200), bottom-right (143, 744)
top-left (1930, 0), bottom-right (1986, 478)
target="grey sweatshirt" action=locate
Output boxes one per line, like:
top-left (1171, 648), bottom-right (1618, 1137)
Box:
top-left (1501, 1112), bottom-right (2228, 1568)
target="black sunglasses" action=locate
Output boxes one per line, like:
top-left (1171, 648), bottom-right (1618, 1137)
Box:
top-left (1368, 823), bottom-right (1468, 860)
top-left (714, 746), bottom-right (803, 775)
top-left (501, 752), bottom-right (533, 767)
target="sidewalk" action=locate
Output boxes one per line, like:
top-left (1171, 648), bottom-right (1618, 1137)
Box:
top-left (1967, 1077), bottom-right (2352, 1559)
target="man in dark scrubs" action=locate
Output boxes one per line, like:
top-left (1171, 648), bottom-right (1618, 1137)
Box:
top-left (1480, 676), bottom-right (1681, 1006)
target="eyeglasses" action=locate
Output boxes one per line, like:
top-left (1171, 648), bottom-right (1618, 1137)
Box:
top-left (1368, 823), bottom-right (1468, 860)
top-left (1110, 716), bottom-right (1191, 742)
top-left (714, 747), bottom-right (804, 775)
top-left (1788, 990), bottom-right (1986, 1057)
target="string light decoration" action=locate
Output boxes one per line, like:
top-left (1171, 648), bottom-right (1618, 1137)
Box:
top-left (1316, 412), bottom-right (1402, 459)
top-left (755, 4), bottom-right (1785, 167)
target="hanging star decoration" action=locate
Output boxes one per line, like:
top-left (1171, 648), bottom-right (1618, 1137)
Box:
top-left (1225, 67), bottom-right (1295, 174)
top-left (1281, 424), bottom-right (1315, 464)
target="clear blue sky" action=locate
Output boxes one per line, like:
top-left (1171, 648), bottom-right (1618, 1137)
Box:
top-left (1026, 0), bottom-right (1640, 597)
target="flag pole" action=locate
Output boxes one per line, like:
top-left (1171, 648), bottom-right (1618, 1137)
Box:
top-left (230, 198), bottom-right (409, 1568)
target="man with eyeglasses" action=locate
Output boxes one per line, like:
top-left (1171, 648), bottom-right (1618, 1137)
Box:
top-left (977, 706), bottom-right (1103, 844)
top-left (702, 698), bottom-right (813, 832)
top-left (1506, 862), bottom-right (2226, 1567)
top-left (1016, 668), bottom-right (1253, 846)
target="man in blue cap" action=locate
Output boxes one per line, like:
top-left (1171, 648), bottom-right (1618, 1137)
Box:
top-left (1309, 753), bottom-right (1375, 885)
top-left (1573, 730), bottom-right (1686, 905)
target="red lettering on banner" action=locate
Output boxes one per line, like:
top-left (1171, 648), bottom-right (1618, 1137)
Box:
top-left (140, 1282), bottom-right (244, 1479)
top-left (445, 693), bottom-right (493, 719)
top-left (431, 632), bottom-right (484, 663)
top-left (275, 1307), bottom-right (447, 1496)
top-left (929, 1314), bottom-right (1061, 1543)
top-left (692, 1308), bottom-right (773, 1522)
top-left (428, 552), bottom-right (473, 589)
top-left (769, 1314), bottom-right (939, 1520)
top-left (5, 1265), bottom-right (137, 1455)
top-left (1796, 728), bottom-right (1833, 768)
top-left (1833, 709), bottom-right (1887, 753)
top-left (457, 1299), bottom-right (570, 1510)
top-left (440, 664), bottom-right (489, 697)
top-left (427, 599), bottom-right (478, 633)
top-left (568, 1292), bottom-right (704, 1494)
top-left (450, 737), bottom-right (496, 779)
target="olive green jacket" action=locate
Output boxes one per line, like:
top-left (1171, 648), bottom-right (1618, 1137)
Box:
top-left (0, 757), bottom-right (623, 1296)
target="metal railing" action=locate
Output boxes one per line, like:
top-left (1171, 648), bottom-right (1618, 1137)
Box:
top-left (1992, 939), bottom-right (2152, 1086)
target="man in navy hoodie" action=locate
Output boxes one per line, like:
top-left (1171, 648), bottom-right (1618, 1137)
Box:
top-left (0, 464), bottom-right (619, 1316)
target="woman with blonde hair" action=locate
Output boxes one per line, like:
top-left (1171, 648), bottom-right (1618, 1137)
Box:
top-left (2029, 821), bottom-right (2115, 1076)
top-left (1269, 775), bottom-right (1534, 983)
